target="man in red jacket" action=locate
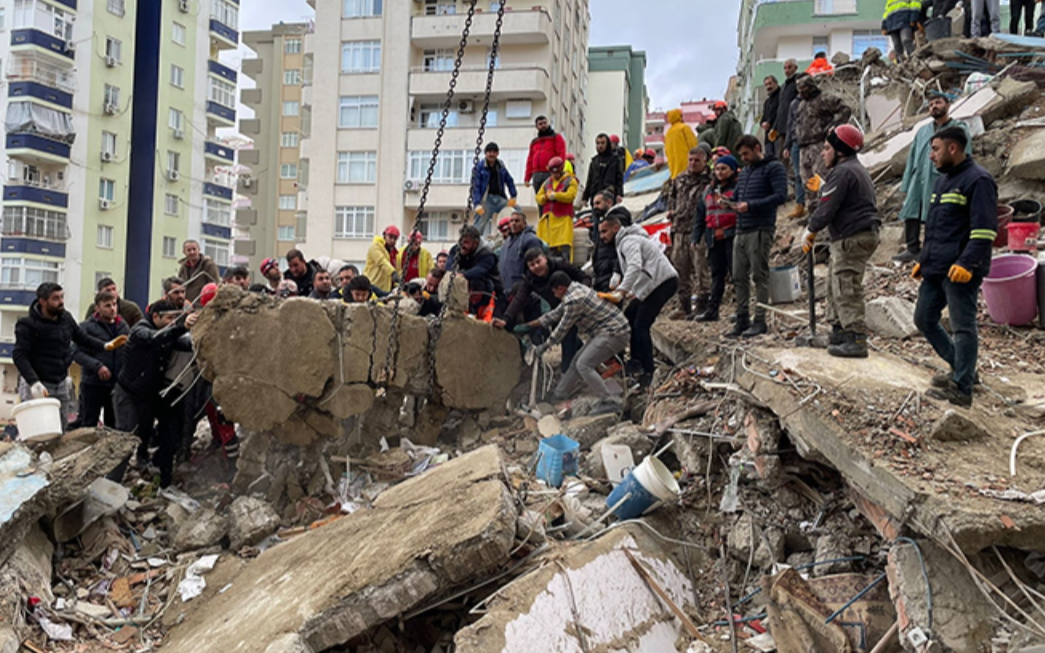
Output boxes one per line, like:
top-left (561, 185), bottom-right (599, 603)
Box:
top-left (525, 115), bottom-right (567, 213)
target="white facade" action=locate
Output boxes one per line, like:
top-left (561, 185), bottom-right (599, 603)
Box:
top-left (581, 69), bottom-right (627, 166)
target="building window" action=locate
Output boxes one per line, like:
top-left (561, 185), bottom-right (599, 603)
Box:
top-left (101, 131), bottom-right (117, 156)
top-left (283, 101), bottom-right (300, 116)
top-left (204, 199), bottom-right (230, 226)
top-left (169, 108), bottom-right (183, 131)
top-left (107, 0), bottom-right (124, 17)
top-left (203, 239), bottom-right (230, 267)
top-left (167, 151), bottom-right (180, 174)
top-left (283, 69), bottom-right (301, 85)
top-left (815, 0), bottom-right (857, 15)
top-left (1, 206), bottom-right (67, 241)
top-left (418, 211), bottom-right (453, 241)
top-left (281, 132), bottom-right (299, 148)
top-left (337, 151), bottom-right (377, 183)
top-left (280, 163), bottom-right (298, 179)
top-left (105, 37), bottom-right (122, 62)
top-left (407, 150), bottom-right (470, 184)
top-left (172, 22), bottom-right (186, 45)
top-left (343, 0), bottom-right (382, 18)
top-left (417, 104), bottom-right (458, 129)
top-left (171, 64), bottom-right (185, 88)
top-left (335, 206), bottom-right (375, 239)
top-left (424, 0), bottom-right (456, 16)
top-left (341, 41), bottom-right (381, 73)
top-left (13, 2), bottom-right (73, 40)
top-left (285, 38), bottom-right (302, 54)
top-left (162, 236), bottom-right (177, 258)
top-left (422, 49), bottom-right (455, 72)
top-left (852, 30), bottom-right (890, 57)
top-left (104, 84), bottom-right (120, 108)
top-left (210, 0), bottom-right (239, 30)
top-left (812, 36), bottom-right (830, 58)
top-left (164, 194), bottom-right (179, 215)
top-left (338, 95), bottom-right (379, 128)
top-left (96, 225), bottom-right (114, 248)
top-left (278, 195), bottom-right (297, 210)
top-left (98, 178), bottom-right (115, 202)
top-left (209, 77), bottom-right (236, 108)
top-left (505, 99), bottom-right (532, 119)
top-left (0, 257), bottom-right (59, 290)
top-left (278, 226), bottom-right (295, 241)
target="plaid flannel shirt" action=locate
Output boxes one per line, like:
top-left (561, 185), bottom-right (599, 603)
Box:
top-left (537, 283), bottom-right (629, 346)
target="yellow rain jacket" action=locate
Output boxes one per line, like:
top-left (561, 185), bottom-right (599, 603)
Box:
top-left (363, 234), bottom-right (397, 292)
top-left (536, 173), bottom-right (578, 257)
top-left (396, 246), bottom-right (433, 283)
top-left (664, 108), bottom-right (698, 180)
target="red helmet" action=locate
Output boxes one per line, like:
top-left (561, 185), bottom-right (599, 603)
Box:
top-left (644, 148), bottom-right (656, 157)
top-left (199, 283), bottom-right (219, 307)
top-left (610, 134), bottom-right (620, 144)
top-left (828, 124), bottom-right (864, 155)
top-left (498, 216), bottom-right (511, 229)
top-left (713, 100), bottom-right (728, 110)
top-left (547, 157), bottom-right (564, 171)
top-left (384, 225), bottom-right (401, 239)
top-left (565, 153), bottom-right (576, 161)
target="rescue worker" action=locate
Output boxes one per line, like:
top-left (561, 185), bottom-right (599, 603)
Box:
top-left (448, 226), bottom-right (504, 317)
top-left (970, 0), bottom-right (1000, 36)
top-left (590, 190), bottom-right (628, 292)
top-left (883, 0), bottom-right (922, 61)
top-left (524, 115), bottom-right (567, 212)
top-left (761, 77), bottom-right (782, 158)
top-left (363, 226), bottom-right (400, 293)
top-left (610, 134), bottom-right (631, 173)
top-left (73, 291), bottom-right (130, 428)
top-left (702, 101), bottom-right (743, 155)
top-left (535, 157), bottom-right (578, 261)
top-left (692, 154), bottom-right (740, 322)
top-left (499, 208), bottom-right (544, 291)
top-left (625, 148), bottom-right (650, 182)
top-left (776, 59), bottom-right (805, 219)
top-left (894, 92), bottom-right (970, 263)
top-left (912, 126), bottom-right (998, 407)
top-left (806, 51), bottom-right (835, 76)
top-left (582, 133), bottom-right (624, 207)
top-left (396, 230), bottom-right (433, 284)
top-left (792, 75), bottom-right (852, 215)
top-left (666, 147), bottom-right (713, 319)
top-left (284, 249), bottom-right (319, 297)
top-left (260, 257), bottom-right (282, 294)
top-left (85, 277), bottom-right (143, 326)
top-left (472, 142), bottom-right (518, 236)
top-left (801, 125), bottom-right (882, 358)
top-left (664, 108), bottom-right (699, 180)
top-left (177, 240), bottom-right (221, 303)
top-left (309, 270), bottom-right (336, 300)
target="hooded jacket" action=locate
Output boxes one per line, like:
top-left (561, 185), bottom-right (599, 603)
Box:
top-left (364, 235), bottom-right (398, 292)
top-left (500, 225), bottom-right (544, 291)
top-left (664, 109), bottom-right (699, 180)
top-left (525, 128), bottom-right (567, 183)
top-left (396, 245), bottom-right (433, 283)
top-left (582, 136), bottom-right (625, 203)
top-left (449, 243), bottom-right (503, 296)
top-left (177, 255), bottom-right (221, 303)
top-left (774, 75), bottom-right (799, 137)
top-left (592, 205), bottom-right (630, 291)
top-left (73, 314), bottom-right (130, 387)
top-left (735, 156), bottom-right (788, 233)
top-left (117, 315), bottom-right (191, 400)
top-left (808, 156), bottom-right (881, 241)
top-left (614, 224), bottom-right (678, 301)
top-left (14, 301), bottom-right (107, 386)
top-left (711, 110), bottom-right (744, 154)
top-left (504, 256), bottom-right (590, 325)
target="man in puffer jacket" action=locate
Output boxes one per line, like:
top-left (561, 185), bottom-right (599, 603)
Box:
top-left (692, 154), bottom-right (740, 323)
top-left (73, 290), bottom-right (130, 428)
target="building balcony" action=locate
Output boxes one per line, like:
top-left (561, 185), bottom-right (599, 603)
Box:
top-left (7, 55), bottom-right (76, 94)
top-left (240, 88), bottom-right (261, 106)
top-left (234, 239), bottom-right (255, 257)
top-left (8, 81), bottom-right (73, 110)
top-left (206, 101), bottom-right (236, 127)
top-left (205, 140), bottom-right (235, 164)
top-left (203, 182), bottom-right (233, 202)
top-left (235, 208), bottom-right (257, 226)
top-left (1, 207), bottom-right (70, 243)
top-left (644, 133), bottom-right (664, 145)
top-left (209, 19), bottom-right (239, 50)
top-left (410, 8), bottom-right (551, 48)
top-left (51, 0), bottom-right (76, 9)
top-left (3, 185), bottom-right (68, 209)
top-left (753, 0), bottom-right (874, 34)
top-left (242, 58), bottom-right (262, 79)
top-left (238, 149), bottom-right (260, 166)
top-left (6, 133), bottom-right (71, 164)
top-left (0, 289), bottom-right (40, 308)
top-left (239, 118), bottom-right (260, 135)
top-left (409, 65), bottom-right (550, 101)
top-left (208, 59), bottom-right (238, 84)
top-left (10, 30), bottom-right (75, 60)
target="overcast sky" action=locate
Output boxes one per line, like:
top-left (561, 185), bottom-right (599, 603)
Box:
top-left (237, 0), bottom-right (740, 110)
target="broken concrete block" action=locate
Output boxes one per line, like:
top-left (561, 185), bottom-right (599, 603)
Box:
top-left (930, 409), bottom-right (991, 443)
top-left (1007, 128), bottom-right (1045, 180)
top-left (0, 627), bottom-right (17, 653)
top-left (227, 496), bottom-right (281, 551)
top-left (434, 316), bottom-right (522, 411)
top-left (161, 446), bottom-right (517, 653)
top-left (174, 509), bottom-right (229, 552)
top-left (888, 539), bottom-right (992, 653)
top-left (559, 414), bottom-right (618, 450)
top-left (727, 513), bottom-right (784, 568)
top-left (866, 296), bottom-right (919, 339)
top-left (585, 423), bottom-right (652, 478)
top-left (262, 634), bottom-right (311, 653)
top-left (811, 533), bottom-right (855, 577)
top-left (980, 77), bottom-right (1040, 128)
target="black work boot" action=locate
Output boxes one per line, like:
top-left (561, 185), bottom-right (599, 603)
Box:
top-left (726, 314), bottom-right (750, 338)
top-left (668, 297), bottom-right (692, 321)
top-left (693, 294), bottom-right (710, 315)
top-left (926, 380), bottom-right (973, 408)
top-left (694, 305), bottom-right (720, 322)
top-left (892, 220), bottom-right (922, 263)
top-left (829, 324), bottom-right (845, 346)
top-left (741, 319), bottom-right (768, 338)
top-left (828, 331), bottom-right (869, 358)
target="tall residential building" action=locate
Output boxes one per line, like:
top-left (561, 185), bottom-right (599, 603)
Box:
top-left (238, 22), bottom-right (310, 275)
top-left (583, 45), bottom-right (646, 165)
top-left (246, 0), bottom-right (591, 270)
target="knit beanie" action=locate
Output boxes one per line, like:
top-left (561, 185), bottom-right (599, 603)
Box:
top-left (717, 154), bottom-right (739, 172)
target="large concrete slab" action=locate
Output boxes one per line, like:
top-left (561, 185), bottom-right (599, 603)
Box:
top-left (161, 446), bottom-right (517, 653)
top-left (454, 525), bottom-right (697, 653)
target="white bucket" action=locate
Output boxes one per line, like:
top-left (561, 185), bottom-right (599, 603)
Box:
top-left (632, 456), bottom-right (681, 501)
top-left (769, 265), bottom-right (802, 304)
top-left (12, 398), bottom-right (63, 443)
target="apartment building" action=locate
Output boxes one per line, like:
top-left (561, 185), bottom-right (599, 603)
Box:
top-left (241, 0), bottom-right (590, 270)
top-left (0, 0), bottom-right (240, 416)
top-left (238, 22), bottom-right (310, 275)
top-left (582, 45), bottom-right (647, 166)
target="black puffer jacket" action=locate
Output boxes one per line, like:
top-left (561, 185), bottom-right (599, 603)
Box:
top-left (504, 257), bottom-right (590, 325)
top-left (591, 205), bottom-right (631, 291)
top-left (14, 301), bottom-right (106, 385)
top-left (73, 314), bottom-right (130, 387)
top-left (583, 139), bottom-right (625, 203)
top-left (117, 316), bottom-right (191, 399)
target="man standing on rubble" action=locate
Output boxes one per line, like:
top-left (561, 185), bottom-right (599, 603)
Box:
top-left (666, 147), bottom-right (713, 319)
top-left (912, 127), bottom-right (997, 408)
top-left (791, 75), bottom-right (852, 217)
top-left (85, 278), bottom-right (143, 326)
top-left (499, 208), bottom-right (544, 291)
top-left (589, 190), bottom-right (629, 292)
top-left (284, 249), bottom-right (319, 297)
top-left (582, 134), bottom-right (624, 208)
top-left (883, 0), bottom-right (921, 61)
top-left (894, 92), bottom-right (970, 263)
top-left (177, 240), bottom-right (221, 303)
top-left (448, 226), bottom-right (504, 317)
top-left (802, 125), bottom-right (882, 358)
top-left (665, 108), bottom-right (699, 179)
top-left (777, 60), bottom-right (806, 220)
top-left (472, 142), bottom-right (519, 236)
top-left (525, 116), bottom-right (567, 213)
top-left (73, 290), bottom-right (130, 428)
top-left (364, 226), bottom-right (400, 294)
top-left (760, 77), bottom-right (782, 158)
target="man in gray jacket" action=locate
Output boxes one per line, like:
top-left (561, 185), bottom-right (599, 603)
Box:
top-left (599, 213), bottom-right (678, 387)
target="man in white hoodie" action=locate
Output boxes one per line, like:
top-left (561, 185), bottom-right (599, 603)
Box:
top-left (598, 213), bottom-right (679, 386)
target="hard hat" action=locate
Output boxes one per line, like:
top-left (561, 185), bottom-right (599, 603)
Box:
top-left (565, 153), bottom-right (576, 161)
top-left (498, 216), bottom-right (511, 228)
top-left (633, 148), bottom-right (645, 158)
top-left (547, 157), bottom-right (564, 171)
top-left (260, 257), bottom-right (279, 275)
top-left (199, 283), bottom-right (219, 307)
top-left (384, 225), bottom-right (401, 238)
top-left (828, 124), bottom-right (865, 155)
top-left (610, 134), bottom-right (620, 144)
top-left (713, 101), bottom-right (728, 110)
top-left (644, 148), bottom-right (656, 157)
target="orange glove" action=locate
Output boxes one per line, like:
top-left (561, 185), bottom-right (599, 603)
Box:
top-left (105, 335), bottom-right (129, 351)
top-left (801, 229), bottom-right (816, 254)
top-left (948, 264), bottom-right (973, 284)
top-left (911, 263), bottom-right (922, 280)
top-left (475, 206), bottom-right (486, 216)
top-left (768, 129), bottom-right (779, 142)
top-left (597, 292), bottom-right (623, 304)
top-left (805, 174), bottom-right (823, 193)
top-left (507, 198), bottom-right (517, 208)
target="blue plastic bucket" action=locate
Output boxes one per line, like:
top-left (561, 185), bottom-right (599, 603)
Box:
top-left (536, 434), bottom-right (580, 488)
top-left (606, 457), bottom-right (681, 520)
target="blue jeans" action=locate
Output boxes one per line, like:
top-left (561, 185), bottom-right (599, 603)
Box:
top-left (476, 194), bottom-right (508, 236)
top-left (914, 275), bottom-right (982, 395)
top-left (791, 141), bottom-right (805, 205)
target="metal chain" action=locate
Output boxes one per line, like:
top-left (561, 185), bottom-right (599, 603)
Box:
top-left (466, 1), bottom-right (507, 221)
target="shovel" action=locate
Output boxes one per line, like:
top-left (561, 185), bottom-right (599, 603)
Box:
top-left (794, 248), bottom-right (829, 348)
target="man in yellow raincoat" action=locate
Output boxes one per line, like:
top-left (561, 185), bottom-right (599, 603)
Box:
top-left (664, 108), bottom-right (698, 180)
top-left (363, 225), bottom-right (400, 293)
top-left (536, 157), bottom-right (578, 261)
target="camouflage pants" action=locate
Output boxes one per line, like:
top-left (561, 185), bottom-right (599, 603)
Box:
top-left (672, 231), bottom-right (710, 310)
top-left (825, 229), bottom-right (880, 334)
top-left (800, 144), bottom-right (828, 212)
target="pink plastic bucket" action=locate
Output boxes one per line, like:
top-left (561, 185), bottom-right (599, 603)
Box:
top-left (983, 254), bottom-right (1039, 326)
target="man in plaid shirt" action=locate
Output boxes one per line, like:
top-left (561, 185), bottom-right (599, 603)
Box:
top-left (526, 271), bottom-right (630, 414)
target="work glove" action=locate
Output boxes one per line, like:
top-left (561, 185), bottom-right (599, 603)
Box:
top-left (801, 229), bottom-right (817, 254)
top-left (513, 323), bottom-right (533, 334)
top-left (475, 206), bottom-right (486, 216)
top-left (768, 129), bottom-right (779, 142)
top-left (507, 198), bottom-right (518, 208)
top-left (597, 291), bottom-right (623, 304)
top-left (911, 263), bottom-right (922, 280)
top-left (30, 382), bottom-right (48, 399)
top-left (805, 174), bottom-right (823, 193)
top-left (948, 264), bottom-right (973, 284)
top-left (104, 335), bottom-right (129, 351)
